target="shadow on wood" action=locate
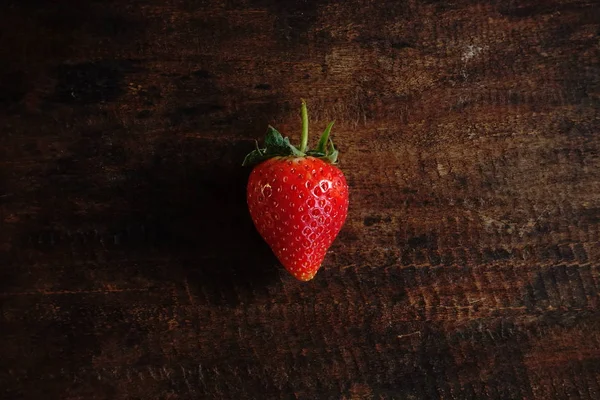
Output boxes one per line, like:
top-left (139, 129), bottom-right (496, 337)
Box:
top-left (110, 139), bottom-right (282, 306)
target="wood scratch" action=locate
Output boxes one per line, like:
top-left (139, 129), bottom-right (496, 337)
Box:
top-left (469, 298), bottom-right (485, 304)
top-left (0, 288), bottom-right (149, 297)
top-left (184, 277), bottom-right (196, 306)
top-left (397, 331), bottom-right (421, 339)
top-left (517, 205), bottom-right (552, 237)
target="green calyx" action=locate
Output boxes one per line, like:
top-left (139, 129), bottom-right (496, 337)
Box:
top-left (242, 100), bottom-right (338, 167)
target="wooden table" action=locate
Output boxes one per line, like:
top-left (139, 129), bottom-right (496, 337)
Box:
top-left (1, 1), bottom-right (599, 398)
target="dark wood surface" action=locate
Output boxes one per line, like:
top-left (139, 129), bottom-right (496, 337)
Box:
top-left (1, 0), bottom-right (599, 399)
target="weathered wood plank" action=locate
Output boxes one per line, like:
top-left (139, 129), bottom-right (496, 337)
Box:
top-left (1, 0), bottom-right (599, 398)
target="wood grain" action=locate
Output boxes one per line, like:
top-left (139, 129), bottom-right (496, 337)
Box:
top-left (1, 0), bottom-right (599, 398)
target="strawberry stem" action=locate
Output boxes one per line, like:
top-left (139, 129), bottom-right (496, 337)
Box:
top-left (300, 99), bottom-right (309, 153)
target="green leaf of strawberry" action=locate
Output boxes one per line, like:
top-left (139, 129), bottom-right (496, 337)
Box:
top-left (242, 126), bottom-right (304, 166)
top-left (243, 101), bottom-right (339, 167)
top-left (244, 100), bottom-right (349, 281)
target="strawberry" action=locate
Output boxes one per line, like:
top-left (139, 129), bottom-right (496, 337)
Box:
top-left (243, 100), bottom-right (349, 281)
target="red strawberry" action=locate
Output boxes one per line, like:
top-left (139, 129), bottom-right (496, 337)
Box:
top-left (243, 101), bottom-right (349, 281)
